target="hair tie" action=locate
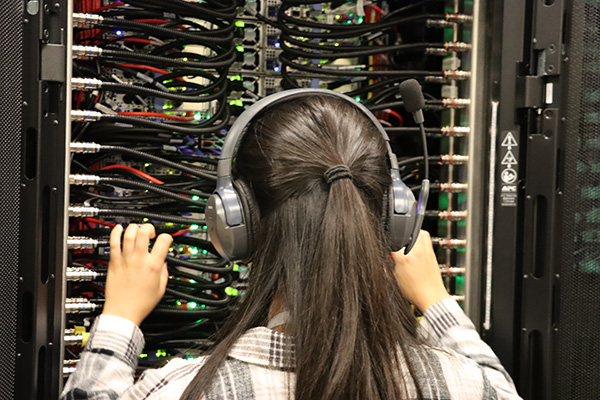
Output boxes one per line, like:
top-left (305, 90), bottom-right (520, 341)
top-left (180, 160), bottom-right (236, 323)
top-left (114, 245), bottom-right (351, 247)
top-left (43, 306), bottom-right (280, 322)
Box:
top-left (323, 165), bottom-right (353, 184)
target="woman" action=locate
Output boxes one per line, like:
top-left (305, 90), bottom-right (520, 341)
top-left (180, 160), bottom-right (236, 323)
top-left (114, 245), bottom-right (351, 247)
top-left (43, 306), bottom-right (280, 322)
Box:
top-left (62, 95), bottom-right (522, 400)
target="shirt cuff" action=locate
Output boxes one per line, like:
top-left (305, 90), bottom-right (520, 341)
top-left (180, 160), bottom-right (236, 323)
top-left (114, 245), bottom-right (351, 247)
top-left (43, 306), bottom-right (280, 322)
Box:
top-left (85, 314), bottom-right (145, 369)
top-left (422, 298), bottom-right (475, 341)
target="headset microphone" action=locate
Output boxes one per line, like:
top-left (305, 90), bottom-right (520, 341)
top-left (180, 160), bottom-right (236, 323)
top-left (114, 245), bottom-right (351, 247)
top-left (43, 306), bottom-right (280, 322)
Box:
top-left (399, 79), bottom-right (430, 253)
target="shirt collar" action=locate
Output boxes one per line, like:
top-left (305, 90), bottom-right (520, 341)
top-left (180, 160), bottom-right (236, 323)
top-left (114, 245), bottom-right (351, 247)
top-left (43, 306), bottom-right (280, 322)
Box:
top-left (228, 327), bottom-right (295, 369)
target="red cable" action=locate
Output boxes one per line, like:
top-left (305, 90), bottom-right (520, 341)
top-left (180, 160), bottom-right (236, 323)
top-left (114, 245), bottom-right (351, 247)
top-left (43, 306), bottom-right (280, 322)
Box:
top-left (92, 1), bottom-right (123, 13)
top-left (119, 64), bottom-right (186, 81)
top-left (111, 37), bottom-right (151, 44)
top-left (74, 258), bottom-right (109, 265)
top-left (117, 111), bottom-right (194, 122)
top-left (83, 218), bottom-right (117, 228)
top-left (134, 19), bottom-right (169, 24)
top-left (172, 229), bottom-right (191, 237)
top-left (382, 109), bottom-right (404, 126)
top-left (98, 165), bottom-right (165, 184)
top-left (370, 5), bottom-right (386, 15)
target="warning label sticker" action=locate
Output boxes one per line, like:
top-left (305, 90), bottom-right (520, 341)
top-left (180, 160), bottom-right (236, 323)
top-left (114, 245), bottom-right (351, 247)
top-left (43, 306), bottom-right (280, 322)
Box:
top-left (499, 131), bottom-right (518, 207)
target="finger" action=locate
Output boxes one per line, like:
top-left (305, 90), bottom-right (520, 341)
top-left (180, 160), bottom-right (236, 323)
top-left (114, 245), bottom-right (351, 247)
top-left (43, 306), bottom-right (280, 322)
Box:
top-left (151, 233), bottom-right (173, 260)
top-left (140, 223), bottom-right (156, 239)
top-left (122, 224), bottom-right (139, 256)
top-left (135, 224), bottom-right (154, 254)
top-left (109, 225), bottom-right (124, 265)
top-left (159, 262), bottom-right (169, 294)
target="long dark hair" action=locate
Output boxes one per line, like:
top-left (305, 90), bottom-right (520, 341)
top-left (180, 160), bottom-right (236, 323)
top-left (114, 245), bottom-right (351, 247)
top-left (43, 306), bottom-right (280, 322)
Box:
top-left (181, 95), bottom-right (426, 400)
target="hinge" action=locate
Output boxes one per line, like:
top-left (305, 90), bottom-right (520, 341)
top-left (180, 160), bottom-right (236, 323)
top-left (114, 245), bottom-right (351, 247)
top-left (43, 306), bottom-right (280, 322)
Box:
top-left (515, 76), bottom-right (543, 109)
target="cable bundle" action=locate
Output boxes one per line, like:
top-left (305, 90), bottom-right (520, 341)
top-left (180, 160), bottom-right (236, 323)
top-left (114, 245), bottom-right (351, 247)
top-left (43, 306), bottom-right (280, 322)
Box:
top-left (67, 0), bottom-right (242, 369)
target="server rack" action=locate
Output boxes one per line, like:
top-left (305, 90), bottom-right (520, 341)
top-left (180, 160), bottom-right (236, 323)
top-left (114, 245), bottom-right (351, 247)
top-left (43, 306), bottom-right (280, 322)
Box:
top-left (487, 0), bottom-right (600, 398)
top-left (1, 1), bottom-right (598, 399)
top-left (2, 0), bottom-right (72, 399)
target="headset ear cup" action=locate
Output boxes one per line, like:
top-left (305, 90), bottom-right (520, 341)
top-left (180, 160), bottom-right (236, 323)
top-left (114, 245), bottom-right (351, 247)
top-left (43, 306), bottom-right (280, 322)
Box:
top-left (382, 186), bottom-right (392, 241)
top-left (386, 181), bottom-right (417, 252)
top-left (233, 179), bottom-right (260, 258)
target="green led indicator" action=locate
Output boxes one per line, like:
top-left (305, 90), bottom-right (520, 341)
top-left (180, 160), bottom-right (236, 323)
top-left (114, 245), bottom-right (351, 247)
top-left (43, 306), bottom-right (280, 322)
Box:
top-left (235, 20), bottom-right (245, 28)
top-left (236, 45), bottom-right (245, 52)
top-left (202, 225), bottom-right (207, 230)
top-left (193, 113), bottom-right (202, 121)
top-left (192, 195), bottom-right (200, 201)
top-left (225, 287), bottom-right (239, 296)
top-left (355, 96), bottom-right (361, 102)
top-left (358, 17), bottom-right (364, 24)
top-left (155, 349), bottom-right (167, 357)
top-left (233, 263), bottom-right (239, 272)
top-left (202, 249), bottom-right (208, 255)
top-left (190, 224), bottom-right (199, 230)
top-left (139, 353), bottom-right (148, 359)
top-left (229, 99), bottom-right (244, 107)
top-left (230, 75), bottom-right (242, 81)
top-left (187, 302), bottom-right (198, 309)
top-left (190, 247), bottom-right (199, 255)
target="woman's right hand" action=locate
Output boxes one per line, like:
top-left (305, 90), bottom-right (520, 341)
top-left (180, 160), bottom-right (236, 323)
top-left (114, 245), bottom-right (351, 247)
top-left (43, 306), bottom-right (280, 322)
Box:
top-left (392, 230), bottom-right (451, 313)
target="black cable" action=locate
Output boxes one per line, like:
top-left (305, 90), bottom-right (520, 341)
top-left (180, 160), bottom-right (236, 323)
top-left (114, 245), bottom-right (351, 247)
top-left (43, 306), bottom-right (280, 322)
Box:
top-left (168, 273), bottom-right (233, 289)
top-left (151, 307), bottom-right (228, 317)
top-left (280, 56), bottom-right (443, 77)
top-left (367, 100), bottom-right (446, 112)
top-left (99, 105), bottom-right (230, 136)
top-left (164, 288), bottom-right (230, 306)
top-left (100, 48), bottom-right (236, 69)
top-left (96, 208), bottom-right (201, 225)
top-left (280, 39), bottom-right (440, 60)
top-left (122, 0), bottom-right (238, 20)
top-left (385, 127), bottom-right (445, 135)
top-left (98, 18), bottom-right (234, 44)
top-left (98, 177), bottom-right (205, 206)
top-left (71, 188), bottom-right (161, 202)
top-left (397, 156), bottom-right (442, 167)
top-left (276, 8), bottom-right (438, 39)
top-left (101, 81), bottom-right (228, 102)
top-left (166, 256), bottom-right (232, 273)
top-left (142, 319), bottom-right (210, 339)
top-left (100, 145), bottom-right (217, 181)
top-left (419, 122), bottom-right (430, 180)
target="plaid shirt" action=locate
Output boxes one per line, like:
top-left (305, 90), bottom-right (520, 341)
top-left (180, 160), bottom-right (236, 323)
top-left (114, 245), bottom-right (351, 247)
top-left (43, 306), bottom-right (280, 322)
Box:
top-left (61, 299), bottom-right (522, 400)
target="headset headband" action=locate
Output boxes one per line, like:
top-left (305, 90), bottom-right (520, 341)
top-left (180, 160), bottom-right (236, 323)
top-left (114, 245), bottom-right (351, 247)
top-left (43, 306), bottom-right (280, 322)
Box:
top-left (217, 88), bottom-right (400, 178)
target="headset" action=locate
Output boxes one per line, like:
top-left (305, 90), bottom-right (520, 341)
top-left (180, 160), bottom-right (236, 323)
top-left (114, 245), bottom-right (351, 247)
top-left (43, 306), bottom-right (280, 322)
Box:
top-left (205, 88), bottom-right (429, 261)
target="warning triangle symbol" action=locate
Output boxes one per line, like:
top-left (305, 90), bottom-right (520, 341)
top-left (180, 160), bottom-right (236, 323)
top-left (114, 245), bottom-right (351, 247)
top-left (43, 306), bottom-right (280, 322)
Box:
top-left (501, 151), bottom-right (517, 165)
top-left (501, 132), bottom-right (518, 147)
